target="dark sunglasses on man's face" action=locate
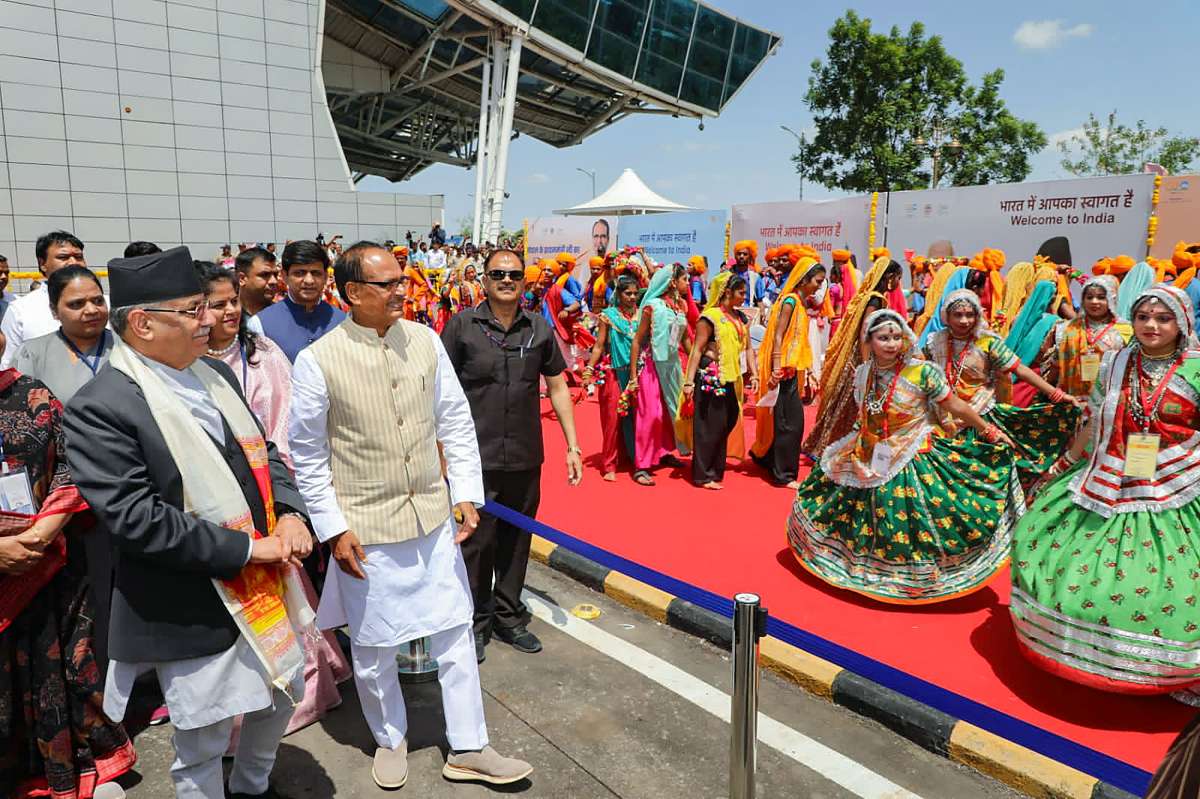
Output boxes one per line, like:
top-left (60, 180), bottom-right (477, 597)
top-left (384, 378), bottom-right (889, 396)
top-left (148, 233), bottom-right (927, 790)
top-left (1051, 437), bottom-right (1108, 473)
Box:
top-left (487, 269), bottom-right (524, 282)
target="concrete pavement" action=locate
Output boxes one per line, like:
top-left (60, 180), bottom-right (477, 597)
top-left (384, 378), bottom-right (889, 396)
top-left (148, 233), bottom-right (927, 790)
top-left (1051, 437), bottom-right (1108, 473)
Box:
top-left (122, 560), bottom-right (1020, 798)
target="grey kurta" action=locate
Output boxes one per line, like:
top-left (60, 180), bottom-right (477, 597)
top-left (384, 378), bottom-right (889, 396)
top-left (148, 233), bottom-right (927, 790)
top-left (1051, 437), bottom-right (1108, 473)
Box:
top-left (15, 329), bottom-right (112, 403)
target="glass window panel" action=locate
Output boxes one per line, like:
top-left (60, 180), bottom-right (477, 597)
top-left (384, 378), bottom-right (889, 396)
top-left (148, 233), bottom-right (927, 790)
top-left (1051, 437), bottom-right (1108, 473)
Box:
top-left (679, 5), bottom-right (732, 110)
top-left (723, 24), bottom-right (772, 104)
top-left (494, 0), bottom-right (536, 23)
top-left (634, 0), bottom-right (694, 96)
top-left (680, 69), bottom-right (723, 111)
top-left (533, 0), bottom-right (597, 53)
top-left (586, 0), bottom-right (651, 79)
top-left (395, 0), bottom-right (452, 23)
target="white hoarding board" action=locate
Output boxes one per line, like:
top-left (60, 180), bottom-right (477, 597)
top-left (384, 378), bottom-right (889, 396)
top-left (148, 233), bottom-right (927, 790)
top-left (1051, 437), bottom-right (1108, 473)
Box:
top-left (525, 215), bottom-right (619, 282)
top-left (884, 175), bottom-right (1154, 272)
top-left (730, 196), bottom-right (873, 269)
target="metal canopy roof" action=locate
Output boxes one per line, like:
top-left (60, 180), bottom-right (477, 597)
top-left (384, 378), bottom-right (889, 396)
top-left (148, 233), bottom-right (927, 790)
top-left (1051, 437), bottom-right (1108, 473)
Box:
top-left (324, 0), bottom-right (781, 183)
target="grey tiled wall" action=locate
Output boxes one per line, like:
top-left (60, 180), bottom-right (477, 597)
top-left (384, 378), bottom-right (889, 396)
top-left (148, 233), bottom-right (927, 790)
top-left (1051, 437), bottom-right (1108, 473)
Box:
top-left (0, 0), bottom-right (443, 269)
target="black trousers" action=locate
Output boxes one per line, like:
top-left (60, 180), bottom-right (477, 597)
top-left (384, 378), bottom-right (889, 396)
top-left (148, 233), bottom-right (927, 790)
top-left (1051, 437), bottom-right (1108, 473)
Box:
top-left (763, 375), bottom-right (805, 484)
top-left (692, 382), bottom-right (740, 484)
top-left (464, 468), bottom-right (541, 637)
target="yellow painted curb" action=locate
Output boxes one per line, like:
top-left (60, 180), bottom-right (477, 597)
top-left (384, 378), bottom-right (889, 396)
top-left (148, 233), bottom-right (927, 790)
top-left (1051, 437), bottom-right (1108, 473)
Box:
top-left (759, 636), bottom-right (841, 700)
top-left (603, 571), bottom-right (673, 623)
top-left (948, 722), bottom-right (1097, 799)
top-left (529, 535), bottom-right (556, 565)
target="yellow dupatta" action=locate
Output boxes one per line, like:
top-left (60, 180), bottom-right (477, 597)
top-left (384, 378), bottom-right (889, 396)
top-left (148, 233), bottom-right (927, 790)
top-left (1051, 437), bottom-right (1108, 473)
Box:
top-left (675, 271), bottom-right (748, 459)
top-left (751, 256), bottom-right (817, 458)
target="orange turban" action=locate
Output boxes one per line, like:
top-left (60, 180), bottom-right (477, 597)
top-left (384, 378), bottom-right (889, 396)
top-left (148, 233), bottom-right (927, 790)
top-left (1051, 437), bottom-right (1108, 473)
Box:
top-left (870, 246), bottom-right (890, 261)
top-left (831, 249), bottom-right (852, 263)
top-left (392, 246), bottom-right (408, 256)
top-left (588, 256), bottom-right (604, 268)
top-left (733, 239), bottom-right (758, 261)
top-left (970, 248), bottom-right (1005, 273)
top-left (784, 244), bottom-right (820, 265)
top-left (1092, 255), bottom-right (1135, 278)
top-left (1149, 256), bottom-right (1178, 283)
top-left (524, 265), bottom-right (542, 283)
top-left (765, 247), bottom-right (780, 262)
top-left (1173, 242), bottom-right (1200, 273)
top-left (687, 255), bottom-right (707, 275)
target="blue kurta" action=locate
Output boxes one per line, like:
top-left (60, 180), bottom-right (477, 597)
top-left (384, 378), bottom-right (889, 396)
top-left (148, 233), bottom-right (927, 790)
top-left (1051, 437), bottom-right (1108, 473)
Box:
top-left (251, 296), bottom-right (346, 363)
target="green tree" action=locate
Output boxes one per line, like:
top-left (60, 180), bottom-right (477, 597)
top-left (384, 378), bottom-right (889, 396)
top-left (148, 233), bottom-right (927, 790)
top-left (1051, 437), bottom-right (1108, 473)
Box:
top-left (1058, 111), bottom-right (1200, 176)
top-left (794, 12), bottom-right (1046, 192)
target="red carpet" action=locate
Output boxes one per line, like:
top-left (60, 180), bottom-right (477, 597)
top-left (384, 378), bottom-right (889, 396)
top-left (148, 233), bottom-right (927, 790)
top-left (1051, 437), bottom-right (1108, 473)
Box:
top-left (535, 394), bottom-right (1191, 776)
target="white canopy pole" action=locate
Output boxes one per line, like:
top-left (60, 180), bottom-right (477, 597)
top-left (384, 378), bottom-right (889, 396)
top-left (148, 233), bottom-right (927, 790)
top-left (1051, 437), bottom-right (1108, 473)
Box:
top-left (485, 30), bottom-right (523, 243)
top-left (470, 32), bottom-right (492, 245)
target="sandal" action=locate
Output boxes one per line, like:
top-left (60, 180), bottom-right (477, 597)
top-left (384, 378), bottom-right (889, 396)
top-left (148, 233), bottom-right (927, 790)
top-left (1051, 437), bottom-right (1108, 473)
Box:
top-left (634, 470), bottom-right (656, 486)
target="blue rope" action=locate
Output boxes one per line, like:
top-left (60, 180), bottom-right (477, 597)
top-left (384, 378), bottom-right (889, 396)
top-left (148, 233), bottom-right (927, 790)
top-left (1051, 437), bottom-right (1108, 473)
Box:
top-left (485, 500), bottom-right (1154, 796)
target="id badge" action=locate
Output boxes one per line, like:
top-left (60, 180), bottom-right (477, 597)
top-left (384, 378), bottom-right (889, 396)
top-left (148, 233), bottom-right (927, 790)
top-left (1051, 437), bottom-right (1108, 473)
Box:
top-left (870, 441), bottom-right (894, 474)
top-left (1080, 352), bottom-right (1100, 382)
top-left (0, 468), bottom-right (35, 515)
top-left (1123, 433), bottom-right (1160, 479)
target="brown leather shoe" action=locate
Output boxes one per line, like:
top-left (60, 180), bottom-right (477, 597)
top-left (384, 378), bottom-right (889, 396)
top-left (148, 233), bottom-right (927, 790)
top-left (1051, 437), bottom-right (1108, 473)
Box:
top-left (372, 741), bottom-right (409, 789)
top-left (442, 746), bottom-right (533, 785)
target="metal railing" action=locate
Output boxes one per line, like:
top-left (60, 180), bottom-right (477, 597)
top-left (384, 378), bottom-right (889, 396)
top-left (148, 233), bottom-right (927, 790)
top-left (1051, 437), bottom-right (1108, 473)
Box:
top-left (730, 592), bottom-right (768, 799)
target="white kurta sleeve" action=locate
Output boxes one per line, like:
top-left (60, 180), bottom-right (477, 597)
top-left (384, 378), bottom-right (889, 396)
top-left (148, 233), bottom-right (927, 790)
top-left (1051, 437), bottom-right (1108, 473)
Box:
top-left (0, 301), bottom-right (22, 369)
top-left (246, 314), bottom-right (264, 336)
top-left (288, 349), bottom-right (348, 542)
top-left (429, 329), bottom-right (485, 507)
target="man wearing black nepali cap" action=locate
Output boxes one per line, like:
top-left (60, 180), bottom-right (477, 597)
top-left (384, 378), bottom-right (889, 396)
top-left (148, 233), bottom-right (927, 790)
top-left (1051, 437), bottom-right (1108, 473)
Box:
top-left (63, 246), bottom-right (313, 799)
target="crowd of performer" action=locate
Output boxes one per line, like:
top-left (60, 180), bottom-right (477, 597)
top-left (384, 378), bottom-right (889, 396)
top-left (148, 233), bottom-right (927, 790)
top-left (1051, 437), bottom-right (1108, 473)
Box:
top-left (2, 224), bottom-right (1200, 797)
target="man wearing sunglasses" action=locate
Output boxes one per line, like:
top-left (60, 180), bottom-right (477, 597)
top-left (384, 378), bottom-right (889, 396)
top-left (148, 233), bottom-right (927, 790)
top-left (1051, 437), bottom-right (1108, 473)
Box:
top-left (289, 242), bottom-right (532, 789)
top-left (63, 246), bottom-right (313, 799)
top-left (441, 250), bottom-right (583, 665)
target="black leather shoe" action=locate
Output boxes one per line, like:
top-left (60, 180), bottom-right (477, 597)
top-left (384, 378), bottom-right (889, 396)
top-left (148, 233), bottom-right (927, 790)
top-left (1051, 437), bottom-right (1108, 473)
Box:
top-left (474, 630), bottom-right (487, 663)
top-left (493, 624), bottom-right (542, 654)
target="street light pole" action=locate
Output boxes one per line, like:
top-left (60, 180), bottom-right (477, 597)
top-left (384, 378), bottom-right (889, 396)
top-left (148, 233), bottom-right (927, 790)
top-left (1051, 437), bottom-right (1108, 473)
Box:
top-left (913, 122), bottom-right (962, 189)
top-left (780, 125), bottom-right (806, 201)
top-left (576, 167), bottom-right (596, 198)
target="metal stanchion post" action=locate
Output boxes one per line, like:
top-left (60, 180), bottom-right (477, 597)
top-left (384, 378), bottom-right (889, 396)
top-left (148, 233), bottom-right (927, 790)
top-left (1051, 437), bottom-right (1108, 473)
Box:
top-left (730, 592), bottom-right (768, 799)
top-left (396, 636), bottom-right (440, 684)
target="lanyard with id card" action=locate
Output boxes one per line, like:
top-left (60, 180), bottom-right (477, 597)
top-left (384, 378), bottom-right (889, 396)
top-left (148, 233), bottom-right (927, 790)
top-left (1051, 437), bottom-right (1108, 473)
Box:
top-left (0, 434), bottom-right (34, 516)
top-left (870, 441), bottom-right (895, 475)
top-left (1080, 352), bottom-right (1101, 382)
top-left (1123, 433), bottom-right (1160, 479)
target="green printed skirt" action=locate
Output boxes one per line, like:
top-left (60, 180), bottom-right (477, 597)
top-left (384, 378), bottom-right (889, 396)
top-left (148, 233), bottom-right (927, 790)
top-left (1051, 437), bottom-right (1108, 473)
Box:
top-left (977, 402), bottom-right (1078, 489)
top-left (788, 436), bottom-right (1022, 604)
top-left (1010, 462), bottom-right (1200, 695)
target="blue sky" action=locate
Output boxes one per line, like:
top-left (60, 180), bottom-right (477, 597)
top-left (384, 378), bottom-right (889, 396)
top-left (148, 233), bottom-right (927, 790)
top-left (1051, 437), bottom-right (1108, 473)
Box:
top-left (359, 0), bottom-right (1200, 235)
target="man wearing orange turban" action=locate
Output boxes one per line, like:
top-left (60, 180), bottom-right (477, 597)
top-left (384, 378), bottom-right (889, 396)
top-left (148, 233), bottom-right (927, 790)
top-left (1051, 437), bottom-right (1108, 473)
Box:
top-left (732, 239), bottom-right (768, 310)
top-left (828, 248), bottom-right (859, 333)
top-left (686, 255), bottom-right (709, 306)
top-left (584, 255), bottom-right (607, 310)
top-left (1172, 242), bottom-right (1200, 291)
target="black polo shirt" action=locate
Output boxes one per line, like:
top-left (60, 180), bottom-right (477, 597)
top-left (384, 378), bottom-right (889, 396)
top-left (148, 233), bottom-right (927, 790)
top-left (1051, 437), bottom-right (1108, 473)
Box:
top-left (442, 300), bottom-right (567, 472)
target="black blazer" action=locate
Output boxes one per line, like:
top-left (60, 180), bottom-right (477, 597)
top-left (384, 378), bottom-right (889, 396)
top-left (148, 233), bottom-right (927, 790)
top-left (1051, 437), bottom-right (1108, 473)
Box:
top-left (63, 357), bottom-right (307, 663)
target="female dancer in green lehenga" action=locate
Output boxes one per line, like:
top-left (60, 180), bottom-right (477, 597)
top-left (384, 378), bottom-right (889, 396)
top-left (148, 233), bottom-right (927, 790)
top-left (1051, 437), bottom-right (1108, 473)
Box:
top-left (788, 309), bottom-right (1024, 604)
top-left (1011, 284), bottom-right (1200, 697)
top-left (922, 288), bottom-right (1083, 488)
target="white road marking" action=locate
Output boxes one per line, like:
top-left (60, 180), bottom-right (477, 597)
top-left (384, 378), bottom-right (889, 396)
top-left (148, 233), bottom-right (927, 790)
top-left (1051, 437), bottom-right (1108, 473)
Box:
top-left (525, 590), bottom-right (923, 799)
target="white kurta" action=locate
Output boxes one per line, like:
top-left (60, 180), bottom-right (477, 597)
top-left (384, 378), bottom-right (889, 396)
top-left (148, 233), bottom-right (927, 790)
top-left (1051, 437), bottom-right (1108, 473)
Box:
top-left (289, 324), bottom-right (485, 648)
top-left (103, 354), bottom-right (268, 731)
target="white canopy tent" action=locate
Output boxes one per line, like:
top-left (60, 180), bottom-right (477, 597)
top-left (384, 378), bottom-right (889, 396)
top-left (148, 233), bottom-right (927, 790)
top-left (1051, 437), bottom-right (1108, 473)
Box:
top-left (556, 168), bottom-right (694, 216)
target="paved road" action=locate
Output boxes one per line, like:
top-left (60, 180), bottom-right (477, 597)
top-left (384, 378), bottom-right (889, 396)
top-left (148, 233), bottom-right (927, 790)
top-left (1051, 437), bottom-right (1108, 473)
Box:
top-left (122, 561), bottom-right (1020, 797)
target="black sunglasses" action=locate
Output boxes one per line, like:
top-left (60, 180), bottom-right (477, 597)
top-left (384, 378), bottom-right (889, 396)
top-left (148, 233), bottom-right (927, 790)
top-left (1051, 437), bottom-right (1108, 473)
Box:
top-left (487, 269), bottom-right (524, 282)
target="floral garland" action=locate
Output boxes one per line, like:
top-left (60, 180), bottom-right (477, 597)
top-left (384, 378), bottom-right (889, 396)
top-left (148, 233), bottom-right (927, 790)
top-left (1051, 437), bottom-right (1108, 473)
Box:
top-left (868, 191), bottom-right (879, 250)
top-left (1147, 173), bottom-right (1163, 253)
top-left (698, 359), bottom-right (726, 395)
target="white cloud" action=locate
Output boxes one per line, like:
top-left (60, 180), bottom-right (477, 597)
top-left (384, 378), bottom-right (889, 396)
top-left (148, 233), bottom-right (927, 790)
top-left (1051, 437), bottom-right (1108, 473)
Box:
top-left (1048, 127), bottom-right (1085, 147)
top-left (526, 172), bottom-right (550, 184)
top-left (1013, 20), bottom-right (1094, 50)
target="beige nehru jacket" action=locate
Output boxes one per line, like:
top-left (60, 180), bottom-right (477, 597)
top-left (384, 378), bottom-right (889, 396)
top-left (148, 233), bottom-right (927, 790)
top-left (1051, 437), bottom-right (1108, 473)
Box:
top-left (306, 318), bottom-right (449, 546)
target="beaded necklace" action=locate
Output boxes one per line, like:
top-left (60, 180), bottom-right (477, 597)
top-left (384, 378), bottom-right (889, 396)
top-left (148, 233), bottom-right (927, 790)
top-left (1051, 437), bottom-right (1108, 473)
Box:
top-left (863, 360), bottom-right (902, 437)
top-left (1128, 345), bottom-right (1184, 432)
top-left (945, 335), bottom-right (973, 388)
